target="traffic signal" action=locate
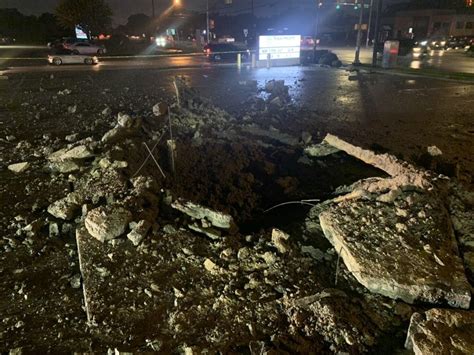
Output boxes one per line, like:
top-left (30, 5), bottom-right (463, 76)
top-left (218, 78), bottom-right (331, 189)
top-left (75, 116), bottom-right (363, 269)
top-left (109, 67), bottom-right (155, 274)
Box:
top-left (336, 4), bottom-right (341, 9)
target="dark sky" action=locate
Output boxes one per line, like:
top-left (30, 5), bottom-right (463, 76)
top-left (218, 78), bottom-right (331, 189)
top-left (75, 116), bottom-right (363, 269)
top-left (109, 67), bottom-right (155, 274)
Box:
top-left (0, 0), bottom-right (321, 24)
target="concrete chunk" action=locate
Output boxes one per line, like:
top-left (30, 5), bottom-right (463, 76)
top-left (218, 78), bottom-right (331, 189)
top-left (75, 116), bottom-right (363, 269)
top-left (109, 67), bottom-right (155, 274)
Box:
top-left (85, 206), bottom-right (132, 242)
top-left (171, 198), bottom-right (235, 230)
top-left (319, 190), bottom-right (471, 309)
top-left (48, 145), bottom-right (93, 162)
top-left (8, 162), bottom-right (30, 173)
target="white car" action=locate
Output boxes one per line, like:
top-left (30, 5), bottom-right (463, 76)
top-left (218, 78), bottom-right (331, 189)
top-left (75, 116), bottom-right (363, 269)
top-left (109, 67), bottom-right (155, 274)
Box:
top-left (63, 41), bottom-right (106, 55)
top-left (48, 49), bottom-right (99, 66)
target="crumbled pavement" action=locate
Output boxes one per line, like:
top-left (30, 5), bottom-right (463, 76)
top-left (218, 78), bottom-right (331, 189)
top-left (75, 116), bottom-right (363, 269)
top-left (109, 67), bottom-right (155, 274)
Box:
top-left (1, 73), bottom-right (473, 353)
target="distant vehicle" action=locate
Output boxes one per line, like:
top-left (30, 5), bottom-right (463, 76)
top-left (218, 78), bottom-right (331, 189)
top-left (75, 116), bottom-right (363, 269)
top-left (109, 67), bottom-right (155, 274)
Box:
top-left (466, 45), bottom-right (474, 57)
top-left (63, 41), bottom-right (106, 55)
top-left (0, 36), bottom-right (15, 45)
top-left (47, 37), bottom-right (76, 48)
top-left (203, 43), bottom-right (249, 62)
top-left (444, 36), bottom-right (468, 49)
top-left (301, 36), bottom-right (315, 51)
top-left (48, 48), bottom-right (99, 66)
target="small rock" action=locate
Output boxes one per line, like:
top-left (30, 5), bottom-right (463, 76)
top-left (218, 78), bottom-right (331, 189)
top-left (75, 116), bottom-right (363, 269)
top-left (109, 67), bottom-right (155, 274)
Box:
top-left (67, 105), bottom-right (77, 114)
top-left (70, 274), bottom-right (81, 288)
top-left (204, 258), bottom-right (219, 274)
top-left (427, 145), bottom-right (442, 156)
top-left (127, 220), bottom-right (151, 246)
top-left (65, 133), bottom-right (79, 142)
top-left (153, 102), bottom-right (168, 116)
top-left (8, 162), bottom-right (29, 173)
top-left (102, 107), bottom-right (112, 116)
top-left (271, 228), bottom-right (290, 253)
top-left (117, 113), bottom-right (133, 128)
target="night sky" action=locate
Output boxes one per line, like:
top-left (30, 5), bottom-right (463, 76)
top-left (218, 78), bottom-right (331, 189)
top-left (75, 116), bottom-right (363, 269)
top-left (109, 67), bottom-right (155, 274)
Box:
top-left (1, 0), bottom-right (312, 24)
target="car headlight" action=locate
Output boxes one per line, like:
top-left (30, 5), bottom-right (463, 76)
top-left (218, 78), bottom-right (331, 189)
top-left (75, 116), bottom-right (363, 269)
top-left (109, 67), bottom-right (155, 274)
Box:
top-left (420, 41), bottom-right (427, 46)
top-left (440, 41), bottom-right (446, 46)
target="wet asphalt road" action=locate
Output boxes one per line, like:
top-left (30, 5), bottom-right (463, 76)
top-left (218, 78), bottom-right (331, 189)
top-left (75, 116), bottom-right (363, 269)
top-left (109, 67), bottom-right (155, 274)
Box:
top-left (1, 44), bottom-right (473, 74)
top-left (3, 63), bottom-right (474, 178)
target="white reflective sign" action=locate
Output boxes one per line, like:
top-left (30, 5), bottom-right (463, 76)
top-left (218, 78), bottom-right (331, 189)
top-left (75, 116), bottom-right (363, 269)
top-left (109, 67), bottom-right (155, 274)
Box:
top-left (75, 26), bottom-right (88, 40)
top-left (259, 35), bottom-right (301, 61)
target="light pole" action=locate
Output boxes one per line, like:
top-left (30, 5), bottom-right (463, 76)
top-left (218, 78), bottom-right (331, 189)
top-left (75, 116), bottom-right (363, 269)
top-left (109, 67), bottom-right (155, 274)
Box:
top-left (206, 0), bottom-right (210, 43)
top-left (315, 2), bottom-right (323, 44)
top-left (366, 0), bottom-right (374, 47)
top-left (151, 0), bottom-right (155, 17)
top-left (353, 0), bottom-right (364, 65)
top-left (372, 0), bottom-right (383, 66)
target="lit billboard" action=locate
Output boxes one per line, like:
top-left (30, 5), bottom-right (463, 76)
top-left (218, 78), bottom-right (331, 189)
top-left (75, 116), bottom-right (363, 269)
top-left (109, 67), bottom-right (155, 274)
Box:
top-left (75, 25), bottom-right (88, 40)
top-left (258, 35), bottom-right (301, 61)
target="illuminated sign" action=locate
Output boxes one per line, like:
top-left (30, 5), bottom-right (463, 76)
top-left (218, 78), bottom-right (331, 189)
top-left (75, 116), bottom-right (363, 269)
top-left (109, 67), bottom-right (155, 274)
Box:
top-left (258, 35), bottom-right (301, 61)
top-left (75, 25), bottom-right (88, 40)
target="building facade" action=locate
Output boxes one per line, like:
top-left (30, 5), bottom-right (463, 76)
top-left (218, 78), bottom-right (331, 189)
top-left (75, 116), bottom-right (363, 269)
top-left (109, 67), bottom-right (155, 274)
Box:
top-left (393, 9), bottom-right (474, 39)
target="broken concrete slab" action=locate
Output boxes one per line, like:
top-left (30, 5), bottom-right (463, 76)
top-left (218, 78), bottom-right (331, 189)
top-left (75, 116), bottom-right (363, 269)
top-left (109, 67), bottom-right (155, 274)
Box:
top-left (319, 188), bottom-right (471, 309)
top-left (85, 206), bottom-right (132, 243)
top-left (8, 162), bottom-right (30, 173)
top-left (405, 308), bottom-right (474, 354)
top-left (48, 145), bottom-right (94, 162)
top-left (171, 198), bottom-right (235, 231)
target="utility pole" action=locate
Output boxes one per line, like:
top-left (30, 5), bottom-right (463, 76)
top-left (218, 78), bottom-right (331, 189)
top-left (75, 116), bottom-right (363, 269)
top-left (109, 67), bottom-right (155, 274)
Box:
top-left (151, 0), bottom-right (155, 17)
top-left (366, 0), bottom-right (374, 47)
top-left (206, 0), bottom-right (210, 43)
top-left (353, 0), bottom-right (364, 65)
top-left (372, 0), bottom-right (383, 66)
top-left (315, 2), bottom-right (322, 43)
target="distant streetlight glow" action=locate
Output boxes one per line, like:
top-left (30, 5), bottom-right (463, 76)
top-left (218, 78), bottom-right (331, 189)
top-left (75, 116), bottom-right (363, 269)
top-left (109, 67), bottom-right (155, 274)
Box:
top-left (174, 0), bottom-right (181, 6)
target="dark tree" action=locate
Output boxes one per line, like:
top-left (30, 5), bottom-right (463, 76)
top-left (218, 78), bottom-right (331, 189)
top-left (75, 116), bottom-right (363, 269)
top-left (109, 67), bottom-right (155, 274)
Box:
top-left (55, 0), bottom-right (113, 34)
top-left (125, 14), bottom-right (153, 36)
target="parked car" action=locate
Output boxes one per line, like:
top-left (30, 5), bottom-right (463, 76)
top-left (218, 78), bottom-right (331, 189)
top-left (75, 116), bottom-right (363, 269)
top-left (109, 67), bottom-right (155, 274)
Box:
top-left (0, 36), bottom-right (15, 45)
top-left (48, 48), bottom-right (99, 66)
top-left (63, 41), bottom-right (106, 55)
top-left (203, 43), bottom-right (249, 62)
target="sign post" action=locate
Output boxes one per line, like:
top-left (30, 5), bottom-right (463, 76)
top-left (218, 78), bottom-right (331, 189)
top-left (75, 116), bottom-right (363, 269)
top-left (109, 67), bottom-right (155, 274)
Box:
top-left (258, 35), bottom-right (301, 67)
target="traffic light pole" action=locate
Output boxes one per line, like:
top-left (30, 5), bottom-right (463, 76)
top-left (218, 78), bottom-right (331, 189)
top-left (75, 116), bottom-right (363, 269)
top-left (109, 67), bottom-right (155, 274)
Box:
top-left (371, 0), bottom-right (383, 66)
top-left (353, 0), bottom-right (364, 65)
top-left (206, 0), bottom-right (210, 43)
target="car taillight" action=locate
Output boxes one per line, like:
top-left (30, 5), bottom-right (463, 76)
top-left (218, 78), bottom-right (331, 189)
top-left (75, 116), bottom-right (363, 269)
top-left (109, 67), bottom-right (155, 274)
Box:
top-left (206, 48), bottom-right (211, 54)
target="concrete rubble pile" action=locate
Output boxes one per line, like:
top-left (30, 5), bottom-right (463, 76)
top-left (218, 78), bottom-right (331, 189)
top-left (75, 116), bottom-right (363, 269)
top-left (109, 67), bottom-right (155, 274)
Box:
top-left (2, 80), bottom-right (474, 354)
